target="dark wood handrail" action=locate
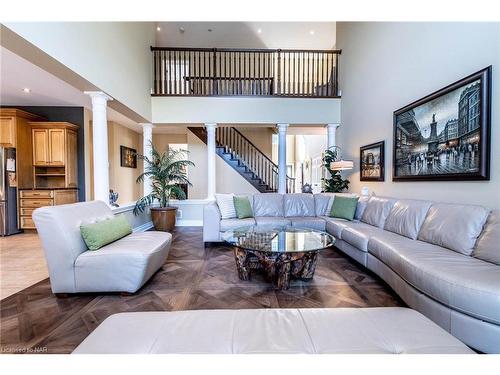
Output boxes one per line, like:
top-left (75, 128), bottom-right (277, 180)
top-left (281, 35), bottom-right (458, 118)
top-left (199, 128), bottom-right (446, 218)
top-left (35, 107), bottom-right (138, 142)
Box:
top-left (151, 46), bottom-right (341, 54)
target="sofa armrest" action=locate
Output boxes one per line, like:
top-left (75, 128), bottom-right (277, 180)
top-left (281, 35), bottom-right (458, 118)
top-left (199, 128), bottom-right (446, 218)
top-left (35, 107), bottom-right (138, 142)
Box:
top-left (203, 201), bottom-right (222, 242)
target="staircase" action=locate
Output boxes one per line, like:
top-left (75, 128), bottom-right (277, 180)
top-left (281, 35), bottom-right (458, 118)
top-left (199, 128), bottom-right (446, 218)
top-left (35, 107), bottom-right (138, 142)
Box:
top-left (188, 127), bottom-right (295, 193)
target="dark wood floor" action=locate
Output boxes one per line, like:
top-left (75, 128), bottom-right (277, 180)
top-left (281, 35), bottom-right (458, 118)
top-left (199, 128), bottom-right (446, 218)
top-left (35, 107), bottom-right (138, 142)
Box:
top-left (0, 227), bottom-right (403, 354)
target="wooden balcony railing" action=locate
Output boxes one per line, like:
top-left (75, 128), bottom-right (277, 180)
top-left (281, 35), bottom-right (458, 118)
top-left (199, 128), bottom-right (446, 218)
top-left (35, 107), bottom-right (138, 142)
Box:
top-left (151, 47), bottom-right (341, 98)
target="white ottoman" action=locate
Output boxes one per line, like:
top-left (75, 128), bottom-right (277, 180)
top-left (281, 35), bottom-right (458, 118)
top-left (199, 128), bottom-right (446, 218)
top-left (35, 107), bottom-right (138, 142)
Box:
top-left (73, 307), bottom-right (473, 354)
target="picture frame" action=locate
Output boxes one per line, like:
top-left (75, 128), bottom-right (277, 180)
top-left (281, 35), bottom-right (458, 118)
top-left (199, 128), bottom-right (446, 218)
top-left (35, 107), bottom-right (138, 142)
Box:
top-left (360, 141), bottom-right (385, 181)
top-left (393, 66), bottom-right (491, 182)
top-left (120, 145), bottom-right (137, 168)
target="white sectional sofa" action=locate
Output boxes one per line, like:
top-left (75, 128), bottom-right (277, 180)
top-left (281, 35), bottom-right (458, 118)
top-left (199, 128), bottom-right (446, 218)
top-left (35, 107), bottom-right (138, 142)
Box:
top-left (203, 193), bottom-right (500, 353)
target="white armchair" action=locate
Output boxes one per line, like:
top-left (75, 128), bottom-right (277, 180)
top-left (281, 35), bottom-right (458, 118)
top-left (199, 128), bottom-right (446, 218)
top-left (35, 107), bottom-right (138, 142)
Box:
top-left (32, 200), bottom-right (171, 295)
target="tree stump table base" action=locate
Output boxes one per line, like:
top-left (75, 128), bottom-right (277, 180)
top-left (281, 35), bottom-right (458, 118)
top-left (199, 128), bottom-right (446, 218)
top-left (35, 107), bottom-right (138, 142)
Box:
top-left (233, 247), bottom-right (320, 290)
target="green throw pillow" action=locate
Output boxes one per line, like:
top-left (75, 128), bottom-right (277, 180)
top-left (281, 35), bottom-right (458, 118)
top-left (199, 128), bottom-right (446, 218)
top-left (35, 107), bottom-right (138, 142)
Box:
top-left (80, 215), bottom-right (132, 250)
top-left (329, 196), bottom-right (359, 221)
top-left (233, 196), bottom-right (253, 219)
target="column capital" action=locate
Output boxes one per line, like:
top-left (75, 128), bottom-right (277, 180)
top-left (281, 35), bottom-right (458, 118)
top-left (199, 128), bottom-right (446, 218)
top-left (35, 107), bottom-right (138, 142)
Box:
top-left (84, 91), bottom-right (113, 102)
top-left (326, 123), bottom-right (340, 129)
top-left (276, 123), bottom-right (289, 133)
top-left (204, 123), bottom-right (217, 130)
top-left (140, 123), bottom-right (154, 131)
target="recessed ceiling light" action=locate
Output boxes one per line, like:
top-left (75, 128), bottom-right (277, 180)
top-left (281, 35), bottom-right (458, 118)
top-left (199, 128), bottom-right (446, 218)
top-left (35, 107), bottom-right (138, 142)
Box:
top-left (156, 26), bottom-right (161, 31)
top-left (257, 28), bottom-right (262, 34)
top-left (22, 88), bottom-right (31, 93)
top-left (309, 30), bottom-right (315, 35)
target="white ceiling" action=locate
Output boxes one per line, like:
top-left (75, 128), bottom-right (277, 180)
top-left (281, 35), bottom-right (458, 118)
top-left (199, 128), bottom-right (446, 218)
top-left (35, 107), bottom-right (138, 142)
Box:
top-left (155, 22), bottom-right (336, 49)
top-left (0, 46), bottom-right (141, 132)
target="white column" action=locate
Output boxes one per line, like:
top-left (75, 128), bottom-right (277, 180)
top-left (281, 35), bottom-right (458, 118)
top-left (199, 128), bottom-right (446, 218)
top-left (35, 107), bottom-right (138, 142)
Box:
top-left (326, 123), bottom-right (340, 149)
top-left (205, 123), bottom-right (217, 200)
top-left (277, 123), bottom-right (289, 194)
top-left (141, 123), bottom-right (154, 197)
top-left (85, 91), bottom-right (112, 204)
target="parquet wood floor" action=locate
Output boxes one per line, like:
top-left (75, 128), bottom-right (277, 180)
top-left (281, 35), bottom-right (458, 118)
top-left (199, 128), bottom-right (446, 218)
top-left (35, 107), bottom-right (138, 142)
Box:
top-left (0, 227), bottom-right (404, 354)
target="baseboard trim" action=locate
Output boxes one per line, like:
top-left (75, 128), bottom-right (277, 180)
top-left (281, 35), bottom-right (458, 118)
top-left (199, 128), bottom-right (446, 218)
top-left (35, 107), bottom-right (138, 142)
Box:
top-left (133, 221), bottom-right (154, 233)
top-left (176, 219), bottom-right (203, 227)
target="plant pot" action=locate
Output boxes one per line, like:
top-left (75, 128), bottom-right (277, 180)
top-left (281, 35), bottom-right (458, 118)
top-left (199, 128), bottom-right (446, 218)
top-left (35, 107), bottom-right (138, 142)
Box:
top-left (150, 207), bottom-right (177, 232)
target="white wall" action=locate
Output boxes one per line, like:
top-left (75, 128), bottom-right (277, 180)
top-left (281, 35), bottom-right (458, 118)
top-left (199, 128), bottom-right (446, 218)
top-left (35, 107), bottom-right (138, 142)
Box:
top-left (4, 22), bottom-right (155, 121)
top-left (152, 97), bottom-right (341, 124)
top-left (336, 22), bottom-right (500, 209)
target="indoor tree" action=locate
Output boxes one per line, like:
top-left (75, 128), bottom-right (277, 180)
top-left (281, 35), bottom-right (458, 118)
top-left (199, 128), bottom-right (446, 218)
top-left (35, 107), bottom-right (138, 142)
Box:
top-left (134, 144), bottom-right (194, 231)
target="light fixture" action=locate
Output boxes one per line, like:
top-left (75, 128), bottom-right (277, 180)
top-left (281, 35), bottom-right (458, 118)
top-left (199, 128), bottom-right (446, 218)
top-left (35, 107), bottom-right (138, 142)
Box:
top-left (156, 26), bottom-right (161, 31)
top-left (327, 146), bottom-right (354, 171)
top-left (22, 88), bottom-right (31, 93)
top-left (179, 26), bottom-right (185, 34)
top-left (330, 160), bottom-right (354, 171)
top-left (257, 28), bottom-right (262, 34)
top-left (309, 30), bottom-right (315, 35)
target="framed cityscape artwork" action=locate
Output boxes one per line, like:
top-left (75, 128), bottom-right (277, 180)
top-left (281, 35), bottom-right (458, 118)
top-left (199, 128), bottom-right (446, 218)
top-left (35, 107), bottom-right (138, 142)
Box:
top-left (393, 66), bottom-right (491, 181)
top-left (120, 145), bottom-right (137, 168)
top-left (360, 141), bottom-right (385, 181)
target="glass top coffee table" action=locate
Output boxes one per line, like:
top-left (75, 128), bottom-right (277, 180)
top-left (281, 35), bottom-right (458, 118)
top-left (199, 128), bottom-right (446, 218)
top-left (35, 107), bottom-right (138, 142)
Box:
top-left (222, 225), bottom-right (335, 290)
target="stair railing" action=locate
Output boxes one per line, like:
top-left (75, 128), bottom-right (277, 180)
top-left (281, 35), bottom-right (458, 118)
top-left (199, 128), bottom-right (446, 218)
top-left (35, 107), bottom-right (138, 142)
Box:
top-left (215, 127), bottom-right (295, 193)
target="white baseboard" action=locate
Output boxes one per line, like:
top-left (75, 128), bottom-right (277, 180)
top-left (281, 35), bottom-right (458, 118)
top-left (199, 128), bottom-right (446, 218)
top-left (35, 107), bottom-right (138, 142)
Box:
top-left (176, 219), bottom-right (203, 227)
top-left (133, 221), bottom-right (154, 233)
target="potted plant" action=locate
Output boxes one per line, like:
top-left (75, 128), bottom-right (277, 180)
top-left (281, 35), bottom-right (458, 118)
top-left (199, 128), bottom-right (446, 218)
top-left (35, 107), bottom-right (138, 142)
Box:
top-left (134, 144), bottom-right (194, 231)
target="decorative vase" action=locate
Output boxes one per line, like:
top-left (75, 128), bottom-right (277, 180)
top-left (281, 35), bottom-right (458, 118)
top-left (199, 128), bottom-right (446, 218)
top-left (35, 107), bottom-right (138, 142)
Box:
top-left (150, 206), bottom-right (177, 232)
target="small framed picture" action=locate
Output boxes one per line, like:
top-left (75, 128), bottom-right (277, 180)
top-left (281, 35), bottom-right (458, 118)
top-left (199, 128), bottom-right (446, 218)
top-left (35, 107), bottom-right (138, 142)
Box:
top-left (120, 146), bottom-right (137, 168)
top-left (360, 141), bottom-right (385, 181)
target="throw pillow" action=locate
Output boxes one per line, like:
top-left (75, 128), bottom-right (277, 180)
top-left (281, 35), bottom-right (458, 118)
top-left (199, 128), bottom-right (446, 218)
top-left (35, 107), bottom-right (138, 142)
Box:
top-left (234, 196), bottom-right (253, 219)
top-left (215, 193), bottom-right (237, 219)
top-left (330, 196), bottom-right (359, 221)
top-left (80, 215), bottom-right (132, 251)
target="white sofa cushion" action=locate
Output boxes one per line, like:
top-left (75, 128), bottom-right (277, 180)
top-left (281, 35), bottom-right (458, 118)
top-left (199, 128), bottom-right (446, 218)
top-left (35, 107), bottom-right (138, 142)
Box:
top-left (255, 217), bottom-right (291, 227)
top-left (289, 217), bottom-right (326, 231)
top-left (253, 193), bottom-right (284, 217)
top-left (73, 308), bottom-right (473, 354)
top-left (284, 193), bottom-right (315, 217)
top-left (313, 193), bottom-right (335, 216)
top-left (384, 199), bottom-right (432, 240)
top-left (361, 197), bottom-right (396, 228)
top-left (473, 210), bottom-right (500, 265)
top-left (220, 218), bottom-right (256, 231)
top-left (215, 193), bottom-right (237, 219)
top-left (341, 222), bottom-right (387, 252)
top-left (417, 203), bottom-right (490, 255)
top-left (75, 231), bottom-right (171, 293)
top-left (354, 195), bottom-right (371, 220)
top-left (324, 217), bottom-right (350, 239)
top-left (368, 234), bottom-right (500, 325)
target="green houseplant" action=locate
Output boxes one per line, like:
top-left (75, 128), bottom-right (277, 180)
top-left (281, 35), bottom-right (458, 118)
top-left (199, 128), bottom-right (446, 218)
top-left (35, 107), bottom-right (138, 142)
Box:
top-left (134, 144), bottom-right (194, 231)
top-left (322, 147), bottom-right (350, 192)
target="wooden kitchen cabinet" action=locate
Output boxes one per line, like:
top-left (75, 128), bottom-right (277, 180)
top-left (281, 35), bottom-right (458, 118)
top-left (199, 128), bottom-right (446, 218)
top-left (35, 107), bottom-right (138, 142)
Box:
top-left (0, 117), bottom-right (16, 147)
top-left (18, 189), bottom-right (78, 229)
top-left (0, 109), bottom-right (45, 189)
top-left (29, 122), bottom-right (79, 189)
top-left (32, 129), bottom-right (50, 165)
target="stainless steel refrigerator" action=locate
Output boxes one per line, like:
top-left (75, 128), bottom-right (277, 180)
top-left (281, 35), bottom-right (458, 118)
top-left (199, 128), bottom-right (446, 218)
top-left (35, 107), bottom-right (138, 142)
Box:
top-left (0, 147), bottom-right (21, 236)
